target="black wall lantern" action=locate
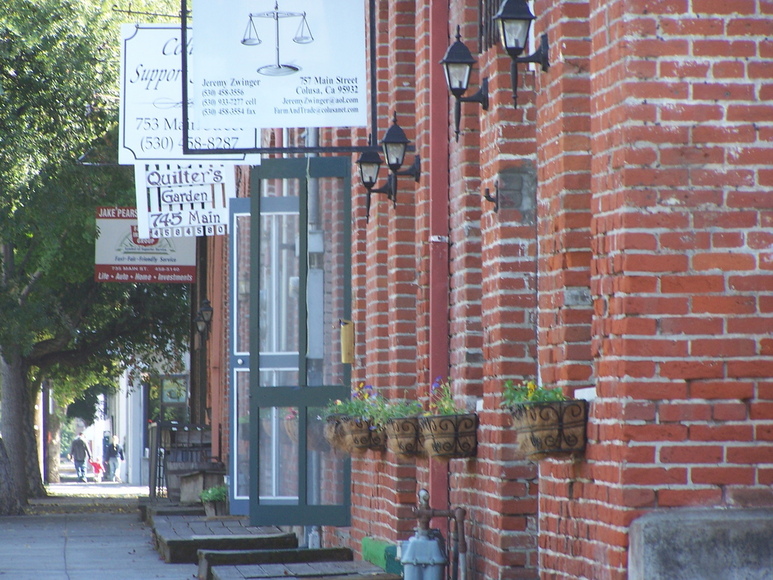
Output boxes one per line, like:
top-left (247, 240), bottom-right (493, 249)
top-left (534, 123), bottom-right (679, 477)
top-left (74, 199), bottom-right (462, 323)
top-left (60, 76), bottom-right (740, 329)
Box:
top-left (195, 298), bottom-right (213, 338)
top-left (493, 0), bottom-right (550, 107)
top-left (441, 26), bottom-right (489, 141)
top-left (356, 113), bottom-right (421, 221)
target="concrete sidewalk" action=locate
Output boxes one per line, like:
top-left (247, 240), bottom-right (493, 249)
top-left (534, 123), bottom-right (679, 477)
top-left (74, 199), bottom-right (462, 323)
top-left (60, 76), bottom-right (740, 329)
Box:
top-left (0, 511), bottom-right (197, 579)
top-left (0, 472), bottom-right (197, 579)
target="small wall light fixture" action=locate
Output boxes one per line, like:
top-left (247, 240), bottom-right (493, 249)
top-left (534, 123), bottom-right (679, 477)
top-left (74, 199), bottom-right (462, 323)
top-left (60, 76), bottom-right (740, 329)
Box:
top-left (441, 26), bottom-right (489, 141)
top-left (356, 113), bottom-right (421, 221)
top-left (195, 299), bottom-right (213, 338)
top-left (493, 0), bottom-right (550, 107)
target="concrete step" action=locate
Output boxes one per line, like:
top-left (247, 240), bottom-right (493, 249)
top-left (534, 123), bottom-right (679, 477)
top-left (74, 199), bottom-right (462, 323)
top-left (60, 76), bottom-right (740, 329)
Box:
top-left (211, 560), bottom-right (402, 580)
top-left (198, 547), bottom-right (353, 580)
top-left (151, 515), bottom-right (297, 563)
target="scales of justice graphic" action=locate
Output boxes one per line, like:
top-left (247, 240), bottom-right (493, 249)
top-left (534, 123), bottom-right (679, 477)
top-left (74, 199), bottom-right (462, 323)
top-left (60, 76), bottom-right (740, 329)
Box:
top-left (240, 1), bottom-right (314, 76)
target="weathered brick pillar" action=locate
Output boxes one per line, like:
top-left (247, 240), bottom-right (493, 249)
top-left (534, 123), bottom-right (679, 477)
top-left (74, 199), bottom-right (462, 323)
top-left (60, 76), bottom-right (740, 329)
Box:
top-left (349, 0), bottom-right (424, 554)
top-left (476, 0), bottom-right (544, 576)
top-left (530, 0), bottom-right (773, 577)
top-left (532, 0), bottom-right (594, 577)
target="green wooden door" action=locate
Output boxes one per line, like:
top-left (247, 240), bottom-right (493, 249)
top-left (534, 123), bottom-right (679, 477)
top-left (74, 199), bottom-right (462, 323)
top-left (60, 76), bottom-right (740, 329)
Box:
top-left (249, 157), bottom-right (351, 527)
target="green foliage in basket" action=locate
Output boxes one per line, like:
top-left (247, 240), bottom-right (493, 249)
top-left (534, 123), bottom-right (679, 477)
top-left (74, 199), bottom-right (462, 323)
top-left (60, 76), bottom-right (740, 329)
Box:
top-left (324, 382), bottom-right (380, 420)
top-left (428, 377), bottom-right (467, 415)
top-left (500, 379), bottom-right (566, 407)
top-left (371, 397), bottom-right (424, 428)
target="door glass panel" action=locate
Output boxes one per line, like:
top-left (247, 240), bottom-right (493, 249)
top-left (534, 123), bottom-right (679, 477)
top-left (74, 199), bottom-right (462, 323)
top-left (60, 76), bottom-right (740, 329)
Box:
top-left (258, 198), bottom-right (300, 367)
top-left (307, 175), bottom-right (349, 389)
top-left (234, 369), bottom-right (250, 498)
top-left (306, 406), bottom-right (344, 505)
top-left (258, 406), bottom-right (299, 501)
top-left (231, 199), bottom-right (251, 513)
top-left (235, 214), bottom-right (251, 354)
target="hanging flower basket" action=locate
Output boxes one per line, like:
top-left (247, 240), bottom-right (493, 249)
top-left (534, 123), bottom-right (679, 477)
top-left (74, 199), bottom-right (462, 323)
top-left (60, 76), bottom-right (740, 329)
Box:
top-left (418, 413), bottom-right (478, 460)
top-left (324, 414), bottom-right (385, 454)
top-left (324, 413), bottom-right (348, 451)
top-left (508, 400), bottom-right (588, 460)
top-left (284, 416), bottom-right (328, 451)
top-left (385, 416), bottom-right (425, 458)
top-left (284, 417), bottom-right (299, 443)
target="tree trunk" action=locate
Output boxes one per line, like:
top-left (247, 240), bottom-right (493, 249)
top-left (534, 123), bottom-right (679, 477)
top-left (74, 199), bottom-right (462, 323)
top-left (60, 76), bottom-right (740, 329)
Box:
top-left (23, 382), bottom-right (46, 498)
top-left (46, 403), bottom-right (62, 484)
top-left (0, 348), bottom-right (28, 503)
top-left (0, 438), bottom-right (23, 515)
top-left (0, 348), bottom-right (45, 501)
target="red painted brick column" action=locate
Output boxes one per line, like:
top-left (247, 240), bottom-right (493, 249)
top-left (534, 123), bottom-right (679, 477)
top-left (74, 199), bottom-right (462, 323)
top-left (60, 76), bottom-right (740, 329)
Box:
top-left (532, 0), bottom-right (595, 577)
top-left (529, 0), bottom-right (773, 578)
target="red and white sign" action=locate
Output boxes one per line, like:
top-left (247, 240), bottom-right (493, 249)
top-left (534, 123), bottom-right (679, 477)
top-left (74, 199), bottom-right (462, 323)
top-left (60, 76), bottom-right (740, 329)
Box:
top-left (94, 207), bottom-right (196, 283)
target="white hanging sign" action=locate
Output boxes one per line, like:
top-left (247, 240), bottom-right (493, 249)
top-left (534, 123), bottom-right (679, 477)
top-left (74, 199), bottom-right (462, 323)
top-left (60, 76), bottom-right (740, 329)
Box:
top-left (119, 24), bottom-right (256, 163)
top-left (134, 163), bottom-right (236, 238)
top-left (191, 0), bottom-right (368, 131)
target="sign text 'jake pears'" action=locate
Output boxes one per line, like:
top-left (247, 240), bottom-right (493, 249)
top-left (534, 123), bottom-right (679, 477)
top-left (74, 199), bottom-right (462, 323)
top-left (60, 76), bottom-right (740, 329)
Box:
top-left (94, 207), bottom-right (196, 283)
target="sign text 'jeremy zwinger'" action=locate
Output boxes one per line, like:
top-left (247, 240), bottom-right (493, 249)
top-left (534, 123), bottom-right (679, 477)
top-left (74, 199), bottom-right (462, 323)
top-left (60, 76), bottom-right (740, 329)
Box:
top-left (191, 0), bottom-right (367, 132)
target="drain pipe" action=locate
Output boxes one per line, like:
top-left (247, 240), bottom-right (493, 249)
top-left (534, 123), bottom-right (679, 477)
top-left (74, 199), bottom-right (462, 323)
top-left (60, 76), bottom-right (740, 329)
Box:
top-left (454, 507), bottom-right (468, 580)
top-left (427, 0), bottom-right (451, 528)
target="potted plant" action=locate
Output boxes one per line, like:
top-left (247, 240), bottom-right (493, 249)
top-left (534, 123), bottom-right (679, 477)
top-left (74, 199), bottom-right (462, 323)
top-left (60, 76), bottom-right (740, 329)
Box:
top-left (372, 397), bottom-right (425, 458)
top-left (200, 484), bottom-right (229, 517)
top-left (502, 379), bottom-right (588, 460)
top-left (418, 378), bottom-right (478, 460)
top-left (323, 383), bottom-right (386, 454)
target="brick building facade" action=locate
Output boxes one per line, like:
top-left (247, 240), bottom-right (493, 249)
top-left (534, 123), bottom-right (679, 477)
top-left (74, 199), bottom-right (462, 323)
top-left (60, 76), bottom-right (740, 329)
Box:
top-left (201, 1), bottom-right (773, 578)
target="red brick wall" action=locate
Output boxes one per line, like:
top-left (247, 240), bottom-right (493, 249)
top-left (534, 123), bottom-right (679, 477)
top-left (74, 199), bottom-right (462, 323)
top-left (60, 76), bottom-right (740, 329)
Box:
top-left (537, 0), bottom-right (773, 578)
top-left (214, 0), bottom-right (773, 578)
top-left (347, 0), bottom-right (423, 554)
top-left (531, 0), bottom-right (597, 577)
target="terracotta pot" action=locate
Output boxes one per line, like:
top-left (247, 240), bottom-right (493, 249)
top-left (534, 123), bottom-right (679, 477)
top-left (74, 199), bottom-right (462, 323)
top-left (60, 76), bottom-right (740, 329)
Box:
top-left (418, 413), bottom-right (478, 460)
top-left (385, 416), bottom-right (424, 458)
top-left (508, 400), bottom-right (588, 460)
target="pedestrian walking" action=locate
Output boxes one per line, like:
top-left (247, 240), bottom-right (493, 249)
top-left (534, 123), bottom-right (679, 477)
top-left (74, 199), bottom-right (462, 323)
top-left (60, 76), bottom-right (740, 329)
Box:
top-left (105, 435), bottom-right (125, 482)
top-left (68, 433), bottom-right (91, 482)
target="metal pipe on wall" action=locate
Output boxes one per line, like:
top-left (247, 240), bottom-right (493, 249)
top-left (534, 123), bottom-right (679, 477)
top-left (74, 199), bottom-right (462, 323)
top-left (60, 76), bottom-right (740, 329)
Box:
top-left (427, 0), bottom-right (452, 524)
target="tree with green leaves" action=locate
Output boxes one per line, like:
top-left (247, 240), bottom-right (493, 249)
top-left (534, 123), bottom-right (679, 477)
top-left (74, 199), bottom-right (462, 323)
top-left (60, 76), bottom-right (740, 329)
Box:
top-left (0, 0), bottom-right (186, 511)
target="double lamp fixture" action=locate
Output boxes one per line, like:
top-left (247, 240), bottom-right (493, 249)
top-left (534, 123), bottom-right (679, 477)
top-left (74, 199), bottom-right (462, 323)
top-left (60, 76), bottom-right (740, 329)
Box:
top-left (356, 0), bottom-right (549, 211)
top-left (441, 0), bottom-right (551, 138)
top-left (195, 299), bottom-right (214, 339)
top-left (356, 113), bottom-right (421, 221)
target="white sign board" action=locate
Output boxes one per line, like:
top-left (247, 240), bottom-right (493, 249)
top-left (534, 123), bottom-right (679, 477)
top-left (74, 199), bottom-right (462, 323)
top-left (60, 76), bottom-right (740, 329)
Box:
top-left (95, 207), bottom-right (196, 283)
top-left (119, 24), bottom-right (255, 163)
top-left (134, 163), bottom-right (236, 238)
top-left (191, 0), bottom-right (368, 131)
